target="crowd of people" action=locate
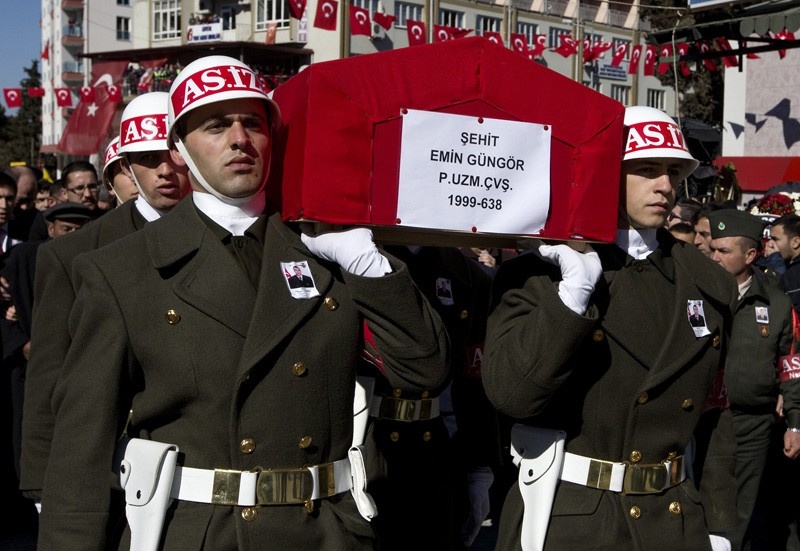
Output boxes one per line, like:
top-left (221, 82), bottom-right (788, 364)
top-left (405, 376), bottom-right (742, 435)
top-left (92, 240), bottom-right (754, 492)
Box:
top-left (0, 54), bottom-right (797, 551)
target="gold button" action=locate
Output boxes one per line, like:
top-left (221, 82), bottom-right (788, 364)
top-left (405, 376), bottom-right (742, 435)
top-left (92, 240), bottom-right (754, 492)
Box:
top-left (165, 309), bottom-right (180, 324)
top-left (634, 264), bottom-right (644, 273)
top-left (460, 309), bottom-right (469, 320)
top-left (592, 329), bottom-right (605, 342)
top-left (304, 500), bottom-right (315, 514)
top-left (299, 436), bottom-right (312, 449)
top-left (712, 335), bottom-right (721, 349)
top-left (390, 431), bottom-right (399, 442)
top-left (682, 398), bottom-right (693, 410)
top-left (629, 450), bottom-right (642, 463)
top-left (241, 507), bottom-right (257, 521)
top-left (666, 451), bottom-right (677, 461)
top-left (292, 362), bottom-right (307, 376)
top-left (392, 388), bottom-right (402, 398)
top-left (637, 392), bottom-right (648, 404)
top-left (240, 438), bottom-right (256, 454)
top-left (324, 297), bottom-right (338, 311)
top-left (422, 431), bottom-right (432, 442)
top-left (668, 501), bottom-right (682, 515)
top-left (421, 391), bottom-right (429, 399)
top-left (629, 506), bottom-right (641, 519)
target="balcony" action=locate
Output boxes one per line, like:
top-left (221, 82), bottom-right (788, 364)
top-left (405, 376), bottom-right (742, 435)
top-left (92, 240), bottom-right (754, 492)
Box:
top-left (62, 25), bottom-right (84, 47)
top-left (62, 61), bottom-right (84, 84)
top-left (61, 0), bottom-right (84, 10)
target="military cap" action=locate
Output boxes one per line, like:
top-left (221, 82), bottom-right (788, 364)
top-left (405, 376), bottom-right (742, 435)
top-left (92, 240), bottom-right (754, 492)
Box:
top-left (708, 209), bottom-right (764, 243)
top-left (43, 201), bottom-right (93, 223)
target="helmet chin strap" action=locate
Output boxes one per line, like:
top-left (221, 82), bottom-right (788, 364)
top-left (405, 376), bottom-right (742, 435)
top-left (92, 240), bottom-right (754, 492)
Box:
top-left (122, 155), bottom-right (170, 217)
top-left (174, 137), bottom-right (268, 206)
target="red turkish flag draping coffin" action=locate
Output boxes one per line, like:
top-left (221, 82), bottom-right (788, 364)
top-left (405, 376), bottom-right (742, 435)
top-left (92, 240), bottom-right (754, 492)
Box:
top-left (268, 36), bottom-right (625, 246)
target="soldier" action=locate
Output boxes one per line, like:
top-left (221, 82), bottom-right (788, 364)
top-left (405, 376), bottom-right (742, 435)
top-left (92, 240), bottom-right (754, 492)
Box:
top-left (483, 106), bottom-right (738, 550)
top-left (708, 209), bottom-right (800, 549)
top-left (19, 92), bottom-right (191, 510)
top-left (101, 136), bottom-right (139, 205)
top-left (369, 245), bottom-right (501, 550)
top-left (37, 55), bottom-right (448, 549)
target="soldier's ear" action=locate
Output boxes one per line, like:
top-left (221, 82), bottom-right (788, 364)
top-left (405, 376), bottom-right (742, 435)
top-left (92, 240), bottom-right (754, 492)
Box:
top-left (792, 235), bottom-right (800, 252)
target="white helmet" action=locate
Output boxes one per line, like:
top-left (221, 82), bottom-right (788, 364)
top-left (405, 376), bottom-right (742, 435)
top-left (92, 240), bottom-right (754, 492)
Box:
top-left (119, 92), bottom-right (170, 154)
top-left (102, 136), bottom-right (122, 185)
top-left (623, 106), bottom-right (699, 179)
top-left (166, 55), bottom-right (281, 146)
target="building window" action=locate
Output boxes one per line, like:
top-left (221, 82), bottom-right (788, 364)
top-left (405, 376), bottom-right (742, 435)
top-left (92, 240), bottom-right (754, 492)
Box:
top-left (256, 0), bottom-right (290, 30)
top-left (516, 22), bottom-right (538, 45)
top-left (647, 89), bottom-right (665, 110)
top-left (153, 0), bottom-right (181, 40)
top-left (548, 26), bottom-right (570, 48)
top-left (612, 37), bottom-right (631, 61)
top-left (477, 15), bottom-right (502, 35)
top-left (394, 2), bottom-right (422, 27)
top-left (116, 16), bottom-right (131, 40)
top-left (220, 5), bottom-right (237, 30)
top-left (439, 8), bottom-right (463, 28)
top-left (352, 0), bottom-right (379, 17)
top-left (610, 84), bottom-right (630, 105)
top-left (117, 0), bottom-right (130, 4)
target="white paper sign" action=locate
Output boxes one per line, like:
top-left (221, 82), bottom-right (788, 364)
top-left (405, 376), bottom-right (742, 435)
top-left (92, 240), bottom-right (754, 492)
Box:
top-left (396, 109), bottom-right (550, 235)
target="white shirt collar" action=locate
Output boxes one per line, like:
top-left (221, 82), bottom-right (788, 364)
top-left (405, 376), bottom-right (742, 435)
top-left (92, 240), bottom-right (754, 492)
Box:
top-left (134, 196), bottom-right (165, 223)
top-left (614, 228), bottom-right (659, 260)
top-left (193, 190), bottom-right (265, 236)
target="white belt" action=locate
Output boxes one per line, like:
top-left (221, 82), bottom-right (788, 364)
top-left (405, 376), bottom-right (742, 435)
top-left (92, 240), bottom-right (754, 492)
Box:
top-left (369, 395), bottom-right (440, 422)
top-left (560, 451), bottom-right (686, 494)
top-left (170, 458), bottom-right (352, 506)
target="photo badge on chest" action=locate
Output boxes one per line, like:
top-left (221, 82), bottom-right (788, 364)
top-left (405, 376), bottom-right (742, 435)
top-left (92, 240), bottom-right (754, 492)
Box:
top-left (435, 277), bottom-right (454, 306)
top-left (687, 299), bottom-right (711, 338)
top-left (282, 261), bottom-right (320, 299)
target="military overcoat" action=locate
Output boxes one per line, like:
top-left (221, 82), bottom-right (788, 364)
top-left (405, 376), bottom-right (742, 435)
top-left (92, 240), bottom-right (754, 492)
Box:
top-left (38, 199), bottom-right (449, 550)
top-left (483, 233), bottom-right (738, 550)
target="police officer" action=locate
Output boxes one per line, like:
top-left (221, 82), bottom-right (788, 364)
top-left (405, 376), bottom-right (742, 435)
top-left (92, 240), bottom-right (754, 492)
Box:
top-left (708, 209), bottom-right (800, 550)
top-left (37, 55), bottom-right (448, 550)
top-left (483, 106), bottom-right (738, 550)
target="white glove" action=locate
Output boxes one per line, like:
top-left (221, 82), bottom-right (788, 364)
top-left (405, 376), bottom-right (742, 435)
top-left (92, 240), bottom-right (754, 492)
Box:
top-left (300, 227), bottom-right (392, 278)
top-left (462, 467), bottom-right (494, 547)
top-left (709, 534), bottom-right (731, 551)
top-left (538, 243), bottom-right (602, 315)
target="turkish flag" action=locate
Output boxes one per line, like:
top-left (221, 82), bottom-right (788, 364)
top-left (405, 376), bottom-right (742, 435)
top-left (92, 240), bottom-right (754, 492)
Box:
top-left (106, 84), bottom-right (122, 103)
top-left (553, 35), bottom-right (577, 57)
top-left (697, 41), bottom-right (717, 71)
top-left (775, 29), bottom-right (795, 59)
top-left (27, 87), bottom-right (45, 97)
top-left (611, 42), bottom-right (628, 66)
top-left (657, 43), bottom-right (673, 75)
top-left (314, 0), bottom-right (338, 31)
top-left (509, 33), bottom-right (528, 54)
top-left (288, 0), bottom-right (306, 20)
top-left (265, 22), bottom-right (277, 44)
top-left (406, 19), bottom-right (426, 46)
top-left (54, 87), bottom-right (72, 107)
top-left (80, 86), bottom-right (95, 103)
top-left (741, 41), bottom-right (760, 60)
top-left (432, 25), bottom-right (456, 42)
top-left (58, 85), bottom-right (117, 155)
top-left (628, 45), bottom-right (642, 75)
top-left (41, 40), bottom-right (49, 61)
top-left (3, 89), bottom-right (22, 108)
top-left (677, 43), bottom-right (691, 76)
top-left (643, 45), bottom-right (657, 76)
top-left (530, 34), bottom-right (547, 58)
top-left (715, 37), bottom-right (738, 68)
top-left (482, 31), bottom-right (502, 46)
top-left (585, 40), bottom-right (611, 63)
top-left (350, 5), bottom-right (371, 36)
top-left (372, 12), bottom-right (395, 31)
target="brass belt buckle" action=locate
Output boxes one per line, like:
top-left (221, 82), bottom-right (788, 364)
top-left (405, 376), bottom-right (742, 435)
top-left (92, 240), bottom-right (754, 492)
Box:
top-left (379, 397), bottom-right (416, 422)
top-left (256, 468), bottom-right (313, 505)
top-left (622, 463), bottom-right (668, 495)
top-left (212, 469), bottom-right (244, 506)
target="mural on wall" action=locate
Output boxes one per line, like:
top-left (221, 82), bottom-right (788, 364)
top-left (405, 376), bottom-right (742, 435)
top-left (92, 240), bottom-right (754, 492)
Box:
top-left (729, 98), bottom-right (800, 153)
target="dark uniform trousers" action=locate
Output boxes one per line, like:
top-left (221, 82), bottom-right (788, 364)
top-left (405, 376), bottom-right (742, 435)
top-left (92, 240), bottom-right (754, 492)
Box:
top-left (20, 201), bottom-right (145, 503)
top-left (37, 199), bottom-right (449, 551)
top-left (483, 233), bottom-right (738, 550)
